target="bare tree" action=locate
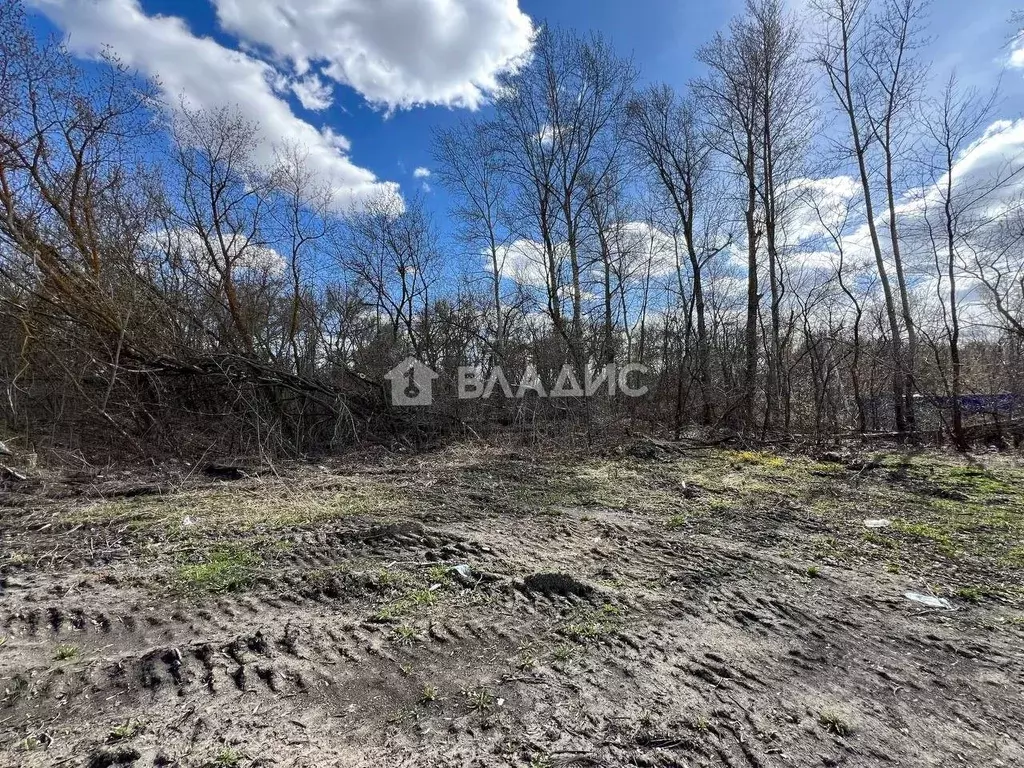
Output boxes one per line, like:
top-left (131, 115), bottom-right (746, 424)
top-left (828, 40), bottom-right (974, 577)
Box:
top-left (341, 192), bottom-right (441, 363)
top-left (627, 85), bottom-right (730, 424)
top-left (492, 26), bottom-right (637, 366)
top-left (812, 0), bottom-right (911, 434)
top-left (864, 0), bottom-right (930, 432)
top-left (171, 106), bottom-right (275, 356)
top-left (696, 11), bottom-right (762, 430)
top-left (584, 168), bottom-right (635, 365)
top-left (753, 0), bottom-right (816, 433)
top-left (804, 183), bottom-right (876, 434)
top-left (920, 75), bottom-right (1021, 450)
top-left (269, 143), bottom-right (336, 376)
top-left (969, 212), bottom-right (1024, 341)
top-left (0, 0), bottom-right (161, 445)
top-left (433, 119), bottom-right (513, 362)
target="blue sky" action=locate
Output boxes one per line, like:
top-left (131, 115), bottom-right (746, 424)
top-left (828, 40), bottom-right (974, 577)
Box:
top-left (24, 0), bottom-right (1024, 246)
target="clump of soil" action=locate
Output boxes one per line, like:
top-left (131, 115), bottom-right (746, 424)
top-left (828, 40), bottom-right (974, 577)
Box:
top-left (522, 572), bottom-right (595, 597)
top-left (87, 747), bottom-right (141, 768)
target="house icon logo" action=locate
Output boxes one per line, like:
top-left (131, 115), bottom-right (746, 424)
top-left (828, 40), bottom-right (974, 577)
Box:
top-left (384, 357), bottom-right (439, 406)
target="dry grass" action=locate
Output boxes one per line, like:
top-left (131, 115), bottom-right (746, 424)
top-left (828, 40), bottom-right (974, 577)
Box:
top-left (70, 477), bottom-right (406, 533)
top-left (38, 444), bottom-right (1024, 604)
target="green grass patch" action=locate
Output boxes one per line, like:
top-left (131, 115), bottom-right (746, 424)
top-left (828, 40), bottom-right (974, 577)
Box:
top-left (560, 604), bottom-right (626, 643)
top-left (956, 585), bottom-right (1004, 603)
top-left (666, 514), bottom-right (687, 530)
top-left (729, 450), bottom-right (787, 469)
top-left (393, 625), bottom-right (420, 645)
top-left (861, 531), bottom-right (899, 549)
top-left (818, 708), bottom-right (854, 736)
top-left (481, 459), bottom-right (687, 515)
top-left (374, 587), bottom-right (438, 621)
top-left (1004, 547), bottom-right (1024, 568)
top-left (893, 520), bottom-right (956, 557)
top-left (176, 545), bottom-right (258, 594)
top-left (419, 683), bottom-right (437, 704)
top-left (107, 719), bottom-right (145, 743)
top-left (551, 644), bottom-right (574, 662)
top-left (427, 565), bottom-right (451, 583)
top-left (206, 748), bottom-right (242, 768)
top-left (465, 686), bottom-right (495, 713)
top-left (937, 466), bottom-right (1016, 498)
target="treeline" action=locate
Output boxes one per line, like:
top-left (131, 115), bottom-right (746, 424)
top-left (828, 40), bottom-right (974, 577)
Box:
top-left (1, 0), bottom-right (1023, 459)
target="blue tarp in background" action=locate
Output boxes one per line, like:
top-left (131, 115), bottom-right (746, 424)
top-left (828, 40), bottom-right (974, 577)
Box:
top-left (916, 394), bottom-right (1021, 414)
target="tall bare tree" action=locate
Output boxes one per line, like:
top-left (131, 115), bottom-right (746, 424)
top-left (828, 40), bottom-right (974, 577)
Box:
top-left (812, 0), bottom-right (911, 435)
top-left (172, 106), bottom-right (274, 357)
top-left (433, 119), bottom-right (512, 362)
top-left (492, 26), bottom-right (637, 366)
top-left (341, 192), bottom-right (441, 363)
top-left (270, 142), bottom-right (336, 375)
top-left (920, 75), bottom-right (1021, 450)
top-left (864, 0), bottom-right (930, 432)
top-left (627, 85), bottom-right (729, 424)
top-left (696, 11), bottom-right (763, 430)
top-left (747, 0), bottom-right (816, 433)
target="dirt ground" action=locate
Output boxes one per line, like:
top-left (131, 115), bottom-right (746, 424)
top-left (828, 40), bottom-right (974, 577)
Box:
top-left (1, 441), bottom-right (1022, 767)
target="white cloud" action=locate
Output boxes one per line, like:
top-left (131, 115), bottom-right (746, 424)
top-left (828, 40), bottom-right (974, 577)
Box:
top-left (413, 167), bottom-right (432, 179)
top-left (616, 221), bottom-right (680, 279)
top-left (142, 227), bottom-right (286, 281)
top-left (320, 126), bottom-right (352, 153)
top-left (290, 72), bottom-right (333, 111)
top-left (783, 176), bottom-right (861, 246)
top-left (877, 118), bottom-right (1024, 281)
top-left (496, 238), bottom-right (552, 288)
top-left (918, 119), bottom-right (1024, 218)
top-left (496, 223), bottom-right (685, 292)
top-left (27, 0), bottom-right (399, 211)
top-left (780, 119), bottom-right (1024, 322)
top-left (211, 0), bottom-right (535, 110)
top-left (1010, 34), bottom-right (1024, 68)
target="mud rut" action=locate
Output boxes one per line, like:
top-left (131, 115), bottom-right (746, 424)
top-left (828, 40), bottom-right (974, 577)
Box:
top-left (1, 459), bottom-right (1022, 767)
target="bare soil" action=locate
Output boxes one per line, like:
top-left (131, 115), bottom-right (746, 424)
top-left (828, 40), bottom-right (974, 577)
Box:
top-left (1, 443), bottom-right (1022, 767)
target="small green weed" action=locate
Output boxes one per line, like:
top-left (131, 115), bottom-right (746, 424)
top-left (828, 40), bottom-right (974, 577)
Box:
top-left (208, 748), bottom-right (242, 768)
top-left (666, 515), bottom-right (687, 530)
top-left (108, 719), bottom-right (144, 743)
top-left (54, 644), bottom-right (78, 661)
top-left (394, 625), bottom-right (420, 645)
top-left (893, 521), bottom-right (956, 556)
top-left (818, 708), bottom-right (853, 736)
top-left (466, 686), bottom-right (495, 712)
top-left (176, 545), bottom-right (257, 594)
top-left (552, 644), bottom-right (574, 662)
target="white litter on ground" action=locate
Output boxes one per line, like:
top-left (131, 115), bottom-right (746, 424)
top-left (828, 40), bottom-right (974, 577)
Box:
top-left (905, 591), bottom-right (953, 609)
